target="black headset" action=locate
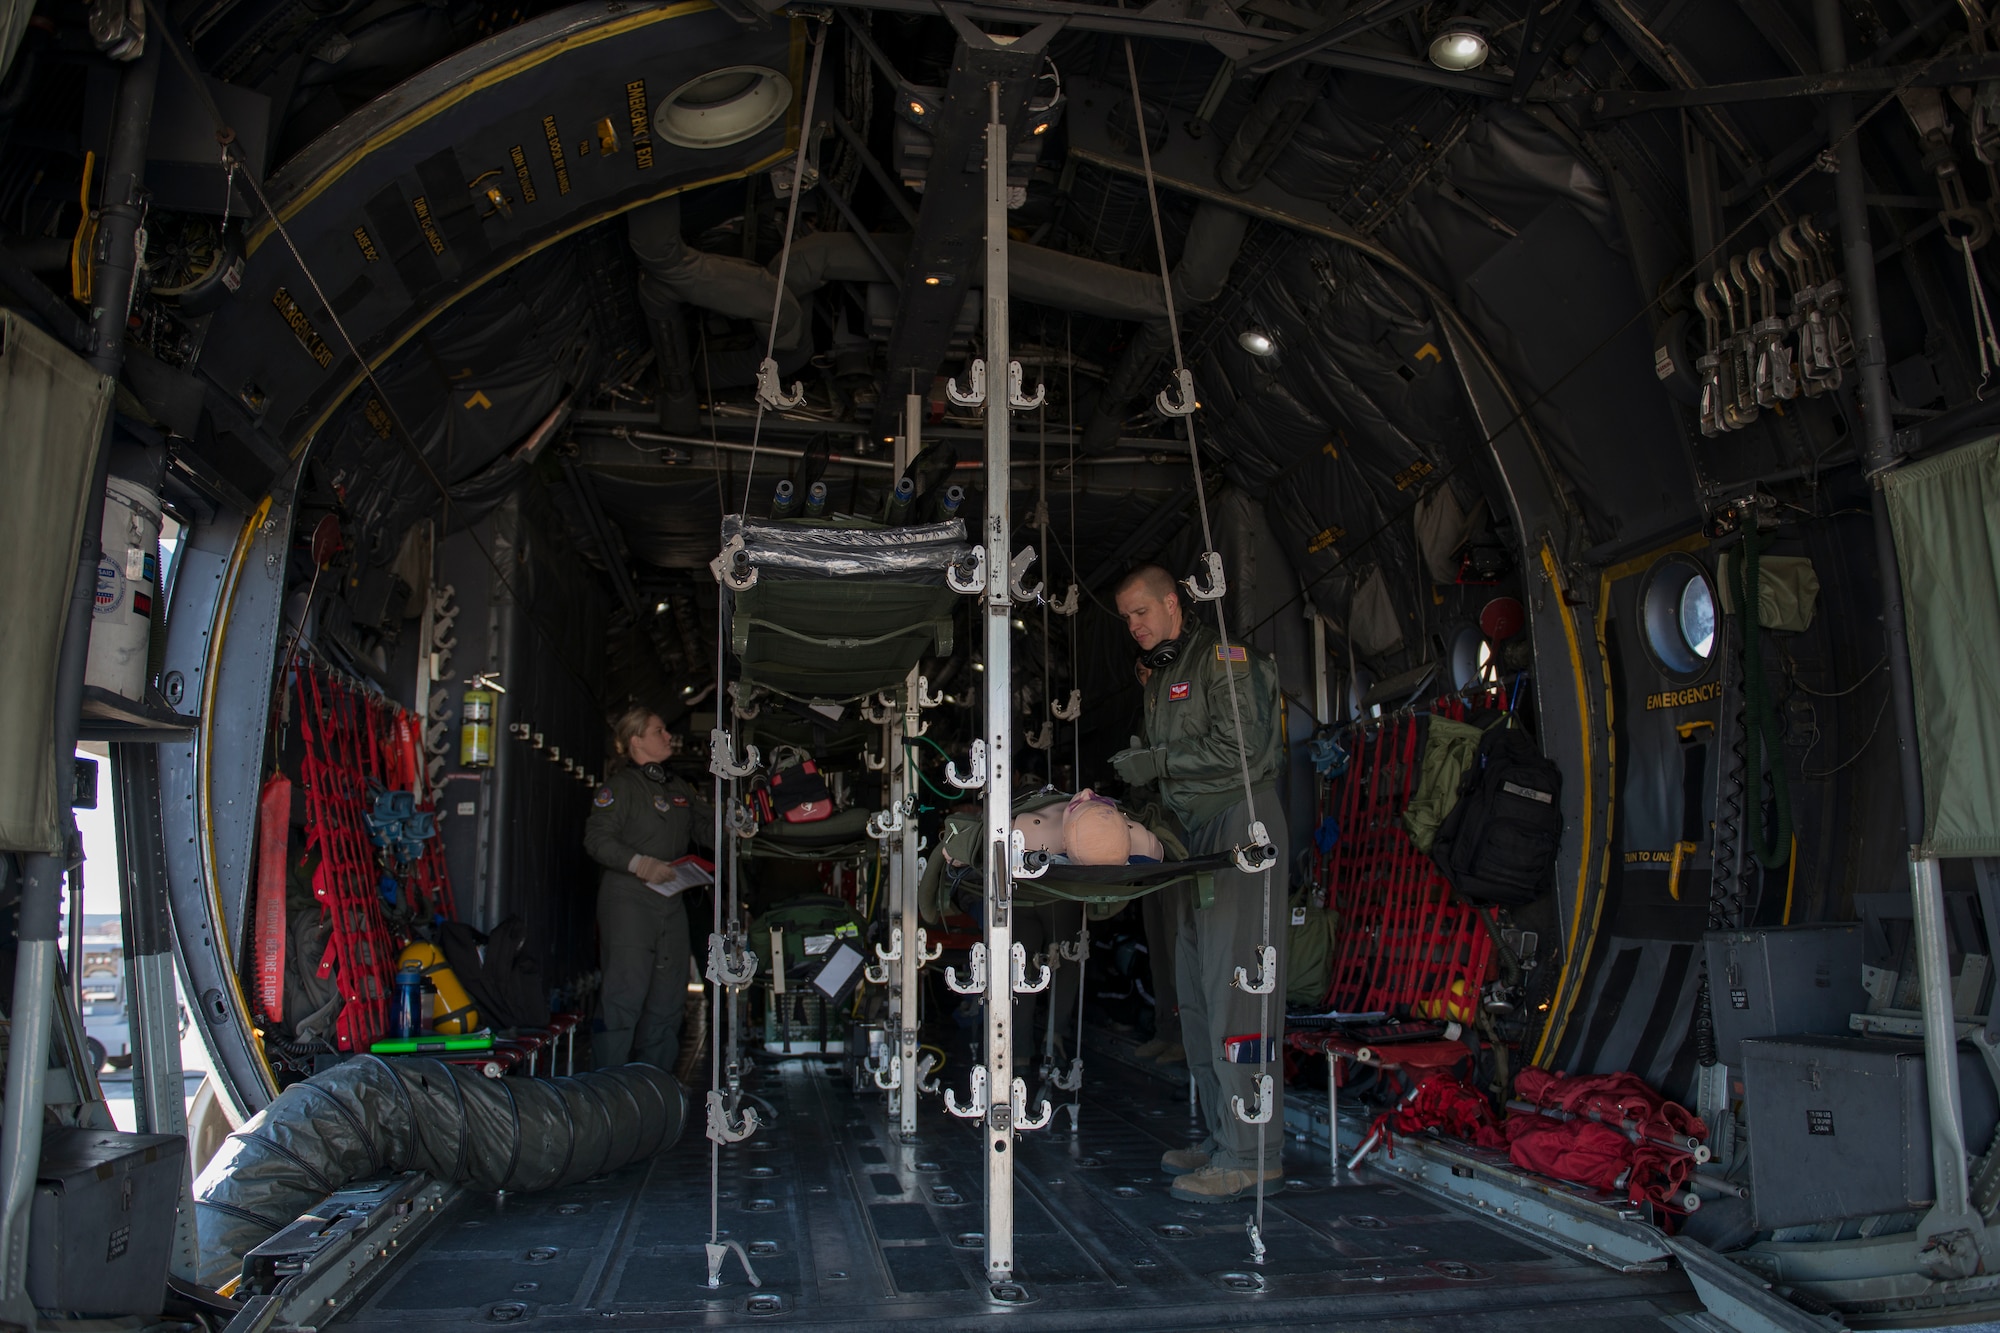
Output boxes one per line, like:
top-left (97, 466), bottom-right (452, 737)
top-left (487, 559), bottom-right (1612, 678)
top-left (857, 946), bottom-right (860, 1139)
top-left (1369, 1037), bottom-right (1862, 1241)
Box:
top-left (640, 762), bottom-right (668, 784)
top-left (1139, 636), bottom-right (1185, 669)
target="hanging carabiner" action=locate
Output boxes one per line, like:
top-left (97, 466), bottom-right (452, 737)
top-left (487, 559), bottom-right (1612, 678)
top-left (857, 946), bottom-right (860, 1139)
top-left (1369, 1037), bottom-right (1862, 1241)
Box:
top-left (1024, 721), bottom-right (1053, 751)
top-left (1052, 689), bottom-right (1082, 722)
top-left (946, 358), bottom-right (987, 407)
top-left (1156, 367), bottom-right (1197, 417)
top-left (1007, 361), bottom-right (1047, 410)
top-left (755, 355), bottom-right (806, 411)
top-left (1048, 584), bottom-right (1080, 617)
top-left (1182, 551), bottom-right (1227, 602)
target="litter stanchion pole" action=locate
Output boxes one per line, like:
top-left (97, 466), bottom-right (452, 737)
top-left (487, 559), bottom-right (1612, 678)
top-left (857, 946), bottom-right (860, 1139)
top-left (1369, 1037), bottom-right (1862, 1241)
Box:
top-left (896, 393), bottom-right (923, 1141)
top-left (980, 82), bottom-right (1020, 1286)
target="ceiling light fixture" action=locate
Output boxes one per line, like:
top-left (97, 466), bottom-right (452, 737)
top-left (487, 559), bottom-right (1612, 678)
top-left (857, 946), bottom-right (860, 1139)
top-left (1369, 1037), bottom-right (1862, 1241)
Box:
top-left (1238, 328), bottom-right (1277, 357)
top-left (1427, 19), bottom-right (1489, 70)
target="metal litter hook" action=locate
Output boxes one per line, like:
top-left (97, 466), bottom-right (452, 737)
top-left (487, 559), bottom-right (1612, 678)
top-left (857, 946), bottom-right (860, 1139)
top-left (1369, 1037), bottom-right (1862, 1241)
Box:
top-left (1232, 1073), bottom-right (1275, 1125)
top-left (945, 1064), bottom-right (989, 1118)
top-left (711, 534), bottom-right (758, 591)
top-left (709, 729), bottom-right (760, 779)
top-left (1011, 1077), bottom-right (1054, 1131)
top-left (1011, 941), bottom-right (1051, 993)
top-left (1048, 584), bottom-right (1079, 617)
top-left (706, 934), bottom-right (759, 989)
top-left (1009, 546), bottom-right (1045, 603)
top-left (1052, 690), bottom-right (1082, 722)
top-left (754, 355), bottom-right (805, 411)
top-left (1233, 821), bottom-right (1278, 873)
top-left (1233, 944), bottom-right (1278, 996)
top-left (1183, 551), bottom-right (1227, 602)
top-left (946, 942), bottom-right (988, 995)
top-left (947, 545), bottom-right (987, 595)
top-left (1156, 366), bottom-right (1197, 416)
top-left (947, 358), bottom-right (987, 407)
top-left (705, 1089), bottom-right (762, 1144)
top-left (946, 739), bottom-right (987, 790)
top-left (1007, 360), bottom-right (1046, 410)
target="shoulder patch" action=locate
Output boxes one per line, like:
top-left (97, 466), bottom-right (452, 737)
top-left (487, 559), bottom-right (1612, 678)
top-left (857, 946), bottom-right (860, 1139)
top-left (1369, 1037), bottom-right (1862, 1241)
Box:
top-left (1214, 644), bottom-right (1249, 663)
top-left (671, 795), bottom-right (691, 807)
top-left (593, 787), bottom-right (615, 808)
top-left (653, 795), bottom-right (671, 814)
top-left (1169, 681), bottom-right (1192, 701)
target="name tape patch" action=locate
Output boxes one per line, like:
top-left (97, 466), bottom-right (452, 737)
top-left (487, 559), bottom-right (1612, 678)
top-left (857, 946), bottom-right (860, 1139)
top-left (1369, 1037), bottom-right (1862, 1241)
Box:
top-left (1501, 781), bottom-right (1553, 804)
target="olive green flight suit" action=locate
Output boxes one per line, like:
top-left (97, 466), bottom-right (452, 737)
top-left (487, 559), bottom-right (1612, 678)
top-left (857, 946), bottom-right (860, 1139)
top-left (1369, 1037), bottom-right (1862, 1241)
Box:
top-left (1139, 621), bottom-right (1288, 1171)
top-left (582, 764), bottom-right (713, 1068)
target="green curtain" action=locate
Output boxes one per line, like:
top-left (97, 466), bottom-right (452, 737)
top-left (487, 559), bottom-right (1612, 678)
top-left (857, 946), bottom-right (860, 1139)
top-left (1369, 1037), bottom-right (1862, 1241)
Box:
top-left (1884, 435), bottom-right (2000, 856)
top-left (0, 312), bottom-right (113, 852)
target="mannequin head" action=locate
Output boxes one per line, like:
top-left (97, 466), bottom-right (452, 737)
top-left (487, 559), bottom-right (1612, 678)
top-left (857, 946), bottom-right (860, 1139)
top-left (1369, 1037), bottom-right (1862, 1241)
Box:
top-left (1065, 791), bottom-right (1132, 865)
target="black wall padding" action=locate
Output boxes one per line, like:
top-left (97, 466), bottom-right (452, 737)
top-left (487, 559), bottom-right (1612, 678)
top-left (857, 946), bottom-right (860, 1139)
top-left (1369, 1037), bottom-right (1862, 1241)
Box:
top-left (191, 1059), bottom-right (685, 1286)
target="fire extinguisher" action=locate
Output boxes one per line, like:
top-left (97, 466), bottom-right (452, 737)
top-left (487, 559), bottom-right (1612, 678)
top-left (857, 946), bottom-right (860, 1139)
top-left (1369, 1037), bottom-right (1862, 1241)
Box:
top-left (460, 672), bottom-right (504, 767)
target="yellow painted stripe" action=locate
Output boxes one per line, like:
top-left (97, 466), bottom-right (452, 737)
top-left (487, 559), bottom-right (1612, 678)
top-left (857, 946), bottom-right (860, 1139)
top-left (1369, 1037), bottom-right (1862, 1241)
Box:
top-left (1532, 539), bottom-right (1597, 1068)
top-left (199, 497), bottom-right (282, 1101)
top-left (248, 0), bottom-right (720, 253)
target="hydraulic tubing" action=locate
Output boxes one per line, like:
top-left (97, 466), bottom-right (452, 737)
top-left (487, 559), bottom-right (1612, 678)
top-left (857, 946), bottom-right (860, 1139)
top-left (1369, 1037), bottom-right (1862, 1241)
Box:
top-left (0, 39), bottom-right (159, 1306)
top-left (1818, 0), bottom-right (1986, 1267)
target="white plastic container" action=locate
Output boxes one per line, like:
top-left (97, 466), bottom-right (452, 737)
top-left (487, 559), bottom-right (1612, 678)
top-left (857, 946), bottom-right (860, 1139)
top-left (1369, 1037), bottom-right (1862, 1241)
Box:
top-left (83, 473), bottom-right (162, 703)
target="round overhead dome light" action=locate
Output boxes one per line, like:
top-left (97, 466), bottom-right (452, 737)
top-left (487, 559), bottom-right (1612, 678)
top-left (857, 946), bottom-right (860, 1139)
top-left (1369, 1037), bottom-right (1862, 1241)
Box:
top-left (654, 66), bottom-right (791, 149)
top-left (1238, 328), bottom-right (1277, 357)
top-left (1427, 20), bottom-right (1490, 71)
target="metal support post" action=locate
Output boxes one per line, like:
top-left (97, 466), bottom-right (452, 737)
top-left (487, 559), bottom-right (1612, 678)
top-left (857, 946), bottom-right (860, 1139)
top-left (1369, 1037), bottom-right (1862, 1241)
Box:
top-left (1816, 0), bottom-right (1990, 1275)
top-left (0, 39), bottom-right (160, 1311)
top-left (980, 84), bottom-right (1019, 1285)
top-left (112, 744), bottom-right (197, 1278)
top-left (1310, 604), bottom-right (1329, 725)
top-left (897, 395), bottom-right (924, 1140)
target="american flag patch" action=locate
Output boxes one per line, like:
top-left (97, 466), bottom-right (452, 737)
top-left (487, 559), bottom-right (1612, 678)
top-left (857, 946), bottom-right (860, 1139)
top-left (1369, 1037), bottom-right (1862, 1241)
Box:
top-left (1214, 644), bottom-right (1248, 662)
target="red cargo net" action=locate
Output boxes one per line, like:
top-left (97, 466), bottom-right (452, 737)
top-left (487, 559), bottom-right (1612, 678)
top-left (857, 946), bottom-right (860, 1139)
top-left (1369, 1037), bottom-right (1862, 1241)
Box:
top-left (295, 665), bottom-right (457, 1051)
top-left (1314, 709), bottom-right (1494, 1016)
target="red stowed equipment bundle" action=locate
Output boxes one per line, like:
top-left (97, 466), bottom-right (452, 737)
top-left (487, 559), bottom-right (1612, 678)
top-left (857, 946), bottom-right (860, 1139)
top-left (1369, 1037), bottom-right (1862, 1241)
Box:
top-left (1365, 1072), bottom-right (1506, 1156)
top-left (1506, 1068), bottom-right (1710, 1211)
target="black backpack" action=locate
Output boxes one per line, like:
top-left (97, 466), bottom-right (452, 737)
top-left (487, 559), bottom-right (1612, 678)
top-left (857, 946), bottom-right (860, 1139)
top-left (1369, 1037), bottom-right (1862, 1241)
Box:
top-left (1430, 722), bottom-right (1563, 908)
top-left (439, 917), bottom-right (552, 1031)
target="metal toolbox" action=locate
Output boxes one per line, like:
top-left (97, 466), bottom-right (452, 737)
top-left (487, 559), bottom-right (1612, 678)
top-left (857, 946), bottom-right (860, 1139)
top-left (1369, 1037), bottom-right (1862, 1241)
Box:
top-left (28, 1127), bottom-right (184, 1316)
top-left (1704, 924), bottom-right (1867, 1066)
top-left (1740, 1035), bottom-right (1998, 1229)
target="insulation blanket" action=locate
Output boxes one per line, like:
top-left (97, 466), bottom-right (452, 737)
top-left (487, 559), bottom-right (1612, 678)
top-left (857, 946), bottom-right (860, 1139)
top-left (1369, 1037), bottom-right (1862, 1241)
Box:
top-left (193, 1059), bottom-right (684, 1286)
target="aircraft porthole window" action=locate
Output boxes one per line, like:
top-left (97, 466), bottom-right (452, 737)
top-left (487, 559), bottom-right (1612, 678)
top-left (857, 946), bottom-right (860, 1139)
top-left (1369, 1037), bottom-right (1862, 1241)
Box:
top-left (1448, 625), bottom-right (1498, 691)
top-left (1640, 554), bottom-right (1718, 679)
top-left (654, 67), bottom-right (792, 149)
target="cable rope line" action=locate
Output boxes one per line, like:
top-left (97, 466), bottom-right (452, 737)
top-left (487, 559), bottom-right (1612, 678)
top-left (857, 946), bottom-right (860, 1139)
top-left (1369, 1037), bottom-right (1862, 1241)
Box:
top-left (1122, 38), bottom-right (1280, 1258)
top-left (740, 18), bottom-right (832, 513)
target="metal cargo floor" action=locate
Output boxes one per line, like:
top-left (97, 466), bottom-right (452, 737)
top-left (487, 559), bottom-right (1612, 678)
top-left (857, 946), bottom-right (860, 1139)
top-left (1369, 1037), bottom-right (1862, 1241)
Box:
top-left (328, 1056), bottom-right (1704, 1330)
